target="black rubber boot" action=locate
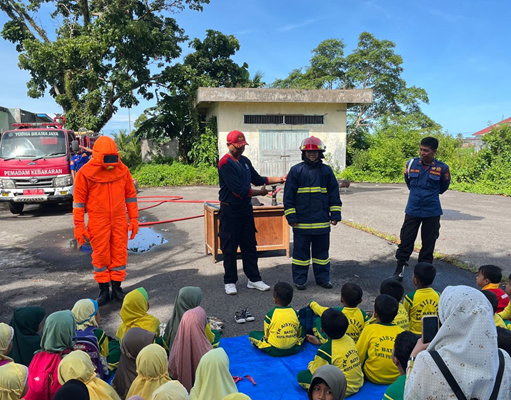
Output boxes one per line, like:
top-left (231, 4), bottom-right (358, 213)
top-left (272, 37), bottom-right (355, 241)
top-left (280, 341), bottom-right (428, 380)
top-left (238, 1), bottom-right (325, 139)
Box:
top-left (111, 281), bottom-right (125, 301)
top-left (96, 282), bottom-right (110, 306)
top-left (391, 262), bottom-right (408, 282)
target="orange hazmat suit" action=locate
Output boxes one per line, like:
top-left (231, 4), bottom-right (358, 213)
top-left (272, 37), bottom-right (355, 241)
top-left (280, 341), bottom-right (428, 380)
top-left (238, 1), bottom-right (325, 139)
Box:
top-left (73, 136), bottom-right (138, 284)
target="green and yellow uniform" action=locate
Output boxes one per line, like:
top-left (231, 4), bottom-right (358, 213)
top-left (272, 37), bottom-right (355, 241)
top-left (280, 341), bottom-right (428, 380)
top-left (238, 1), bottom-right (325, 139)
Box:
top-left (383, 374), bottom-right (406, 400)
top-left (404, 288), bottom-right (440, 335)
top-left (310, 301), bottom-right (368, 344)
top-left (297, 335), bottom-right (364, 396)
top-left (356, 322), bottom-right (403, 385)
top-left (367, 303), bottom-right (410, 331)
top-left (249, 306), bottom-right (304, 357)
top-left (205, 324), bottom-right (220, 348)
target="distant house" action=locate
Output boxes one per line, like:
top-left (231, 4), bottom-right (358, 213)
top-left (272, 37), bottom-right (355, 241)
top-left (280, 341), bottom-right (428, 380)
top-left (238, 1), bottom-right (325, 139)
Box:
top-left (472, 116), bottom-right (511, 151)
top-left (0, 107), bottom-right (53, 133)
top-left (195, 87), bottom-right (373, 176)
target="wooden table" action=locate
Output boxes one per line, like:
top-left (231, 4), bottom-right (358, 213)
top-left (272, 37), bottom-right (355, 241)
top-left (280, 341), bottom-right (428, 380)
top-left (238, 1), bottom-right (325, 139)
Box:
top-left (204, 203), bottom-right (290, 263)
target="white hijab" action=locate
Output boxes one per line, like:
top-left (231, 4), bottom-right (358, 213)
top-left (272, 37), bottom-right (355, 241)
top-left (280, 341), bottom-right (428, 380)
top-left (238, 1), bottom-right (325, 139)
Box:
top-left (404, 285), bottom-right (511, 399)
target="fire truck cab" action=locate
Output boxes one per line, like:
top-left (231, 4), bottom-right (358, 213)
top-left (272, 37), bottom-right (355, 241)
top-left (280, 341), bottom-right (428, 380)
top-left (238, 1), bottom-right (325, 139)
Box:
top-left (0, 121), bottom-right (101, 214)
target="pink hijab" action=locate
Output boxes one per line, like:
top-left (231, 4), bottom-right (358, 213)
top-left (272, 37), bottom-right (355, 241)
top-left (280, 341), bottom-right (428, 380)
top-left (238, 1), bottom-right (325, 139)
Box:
top-left (168, 307), bottom-right (212, 391)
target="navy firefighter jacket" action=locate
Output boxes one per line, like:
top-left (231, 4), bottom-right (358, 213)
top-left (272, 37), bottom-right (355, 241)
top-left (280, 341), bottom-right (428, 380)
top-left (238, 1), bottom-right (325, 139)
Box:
top-left (404, 157), bottom-right (450, 218)
top-left (218, 154), bottom-right (268, 205)
top-left (283, 160), bottom-right (342, 235)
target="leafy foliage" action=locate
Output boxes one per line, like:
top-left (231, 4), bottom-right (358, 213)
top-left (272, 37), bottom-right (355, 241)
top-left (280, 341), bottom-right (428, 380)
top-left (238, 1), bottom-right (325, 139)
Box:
top-left (112, 129), bottom-right (141, 169)
top-left (0, 0), bottom-right (209, 131)
top-left (187, 116), bottom-right (218, 167)
top-left (131, 162), bottom-right (218, 186)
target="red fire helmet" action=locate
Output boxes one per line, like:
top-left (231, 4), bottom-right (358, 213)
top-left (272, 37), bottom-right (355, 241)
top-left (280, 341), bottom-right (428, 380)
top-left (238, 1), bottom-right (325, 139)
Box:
top-left (300, 136), bottom-right (326, 151)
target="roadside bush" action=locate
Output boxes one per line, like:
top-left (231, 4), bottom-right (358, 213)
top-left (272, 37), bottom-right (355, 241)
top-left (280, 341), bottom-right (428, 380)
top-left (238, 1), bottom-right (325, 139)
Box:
top-left (132, 163), bottom-right (218, 187)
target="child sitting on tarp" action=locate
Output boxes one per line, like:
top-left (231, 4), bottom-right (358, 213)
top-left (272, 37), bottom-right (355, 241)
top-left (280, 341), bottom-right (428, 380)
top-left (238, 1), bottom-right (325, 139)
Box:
top-left (366, 279), bottom-right (409, 331)
top-left (383, 330), bottom-right (419, 400)
top-left (297, 308), bottom-right (364, 397)
top-left (309, 283), bottom-right (368, 345)
top-left (249, 282), bottom-right (304, 356)
top-left (356, 294), bottom-right (404, 385)
top-left (482, 290), bottom-right (509, 329)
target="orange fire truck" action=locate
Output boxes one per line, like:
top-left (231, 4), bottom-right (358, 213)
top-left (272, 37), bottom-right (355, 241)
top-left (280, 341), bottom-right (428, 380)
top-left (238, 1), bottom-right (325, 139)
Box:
top-left (0, 117), bottom-right (101, 214)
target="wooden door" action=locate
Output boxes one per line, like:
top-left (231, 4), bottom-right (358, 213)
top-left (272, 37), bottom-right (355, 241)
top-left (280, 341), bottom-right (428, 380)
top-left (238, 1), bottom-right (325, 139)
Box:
top-left (259, 130), bottom-right (309, 176)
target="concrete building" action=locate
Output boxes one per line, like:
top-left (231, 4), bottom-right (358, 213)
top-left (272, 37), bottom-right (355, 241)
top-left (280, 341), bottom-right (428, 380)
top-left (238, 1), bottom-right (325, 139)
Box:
top-left (472, 116), bottom-right (511, 152)
top-left (0, 107), bottom-right (53, 133)
top-left (195, 88), bottom-right (372, 176)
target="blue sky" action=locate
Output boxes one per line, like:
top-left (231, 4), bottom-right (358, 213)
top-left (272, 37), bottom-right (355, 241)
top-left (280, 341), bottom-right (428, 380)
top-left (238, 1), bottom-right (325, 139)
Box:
top-left (0, 0), bottom-right (509, 137)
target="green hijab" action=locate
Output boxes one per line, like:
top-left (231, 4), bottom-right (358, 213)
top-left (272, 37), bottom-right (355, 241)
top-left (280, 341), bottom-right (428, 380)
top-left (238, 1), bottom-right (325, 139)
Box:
top-left (40, 310), bottom-right (76, 353)
top-left (307, 365), bottom-right (347, 400)
top-left (165, 287), bottom-right (203, 349)
top-left (8, 306), bottom-right (45, 366)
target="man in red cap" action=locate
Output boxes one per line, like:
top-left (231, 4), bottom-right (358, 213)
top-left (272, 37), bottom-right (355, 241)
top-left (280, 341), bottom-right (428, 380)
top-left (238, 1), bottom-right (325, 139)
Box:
top-left (218, 130), bottom-right (286, 295)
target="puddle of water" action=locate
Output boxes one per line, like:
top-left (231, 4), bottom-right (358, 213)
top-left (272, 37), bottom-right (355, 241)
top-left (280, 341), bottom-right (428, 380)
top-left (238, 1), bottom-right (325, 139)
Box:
top-left (69, 227), bottom-right (168, 254)
top-left (128, 227), bottom-right (168, 253)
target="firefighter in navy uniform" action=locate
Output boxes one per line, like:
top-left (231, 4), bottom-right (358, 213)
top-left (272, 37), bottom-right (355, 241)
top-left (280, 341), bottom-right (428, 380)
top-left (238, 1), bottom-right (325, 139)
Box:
top-left (218, 130), bottom-right (286, 295)
top-left (392, 136), bottom-right (451, 281)
top-left (283, 136), bottom-right (342, 290)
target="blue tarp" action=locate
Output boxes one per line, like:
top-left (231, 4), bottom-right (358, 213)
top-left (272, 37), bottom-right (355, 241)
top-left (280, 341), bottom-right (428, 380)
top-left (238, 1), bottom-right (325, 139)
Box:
top-left (220, 335), bottom-right (389, 400)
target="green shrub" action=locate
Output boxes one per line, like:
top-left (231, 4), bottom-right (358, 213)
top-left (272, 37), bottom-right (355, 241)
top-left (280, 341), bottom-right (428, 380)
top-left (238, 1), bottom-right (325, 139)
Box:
top-left (131, 163), bottom-right (219, 187)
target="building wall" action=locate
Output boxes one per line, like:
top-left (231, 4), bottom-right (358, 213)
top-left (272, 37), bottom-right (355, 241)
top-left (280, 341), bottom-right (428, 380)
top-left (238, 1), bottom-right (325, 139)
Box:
top-left (211, 102), bottom-right (347, 174)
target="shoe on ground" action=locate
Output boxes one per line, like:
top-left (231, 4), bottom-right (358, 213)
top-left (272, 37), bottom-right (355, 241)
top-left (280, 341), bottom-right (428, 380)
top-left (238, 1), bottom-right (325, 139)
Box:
top-left (234, 311), bottom-right (246, 324)
top-left (391, 263), bottom-right (407, 282)
top-left (247, 280), bottom-right (271, 291)
top-left (242, 308), bottom-right (255, 322)
top-left (295, 283), bottom-right (306, 290)
top-left (318, 281), bottom-right (333, 289)
top-left (225, 283), bottom-right (237, 295)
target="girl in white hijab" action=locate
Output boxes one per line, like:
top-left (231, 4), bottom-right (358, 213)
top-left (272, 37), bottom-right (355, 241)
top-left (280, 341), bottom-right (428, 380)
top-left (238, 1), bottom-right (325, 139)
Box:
top-left (405, 285), bottom-right (511, 399)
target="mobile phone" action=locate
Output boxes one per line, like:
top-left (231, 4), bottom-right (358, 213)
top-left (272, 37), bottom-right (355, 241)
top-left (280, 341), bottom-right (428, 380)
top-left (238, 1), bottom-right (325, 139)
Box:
top-left (422, 315), bottom-right (439, 343)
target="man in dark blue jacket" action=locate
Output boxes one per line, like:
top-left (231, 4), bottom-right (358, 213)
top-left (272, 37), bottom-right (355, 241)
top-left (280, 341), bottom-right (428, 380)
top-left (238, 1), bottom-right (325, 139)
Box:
top-left (218, 130), bottom-right (286, 295)
top-left (393, 137), bottom-right (451, 281)
top-left (283, 136), bottom-right (342, 290)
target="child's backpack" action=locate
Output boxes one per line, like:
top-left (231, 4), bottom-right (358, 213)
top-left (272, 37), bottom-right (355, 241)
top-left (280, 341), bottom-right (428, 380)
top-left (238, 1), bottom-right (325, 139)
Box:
top-left (25, 351), bottom-right (65, 400)
top-left (73, 326), bottom-right (105, 379)
top-left (298, 306), bottom-right (319, 335)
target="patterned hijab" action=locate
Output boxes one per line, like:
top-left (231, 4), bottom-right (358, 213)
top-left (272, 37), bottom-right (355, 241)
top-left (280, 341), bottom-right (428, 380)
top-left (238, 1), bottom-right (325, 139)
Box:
top-left (405, 285), bottom-right (511, 399)
top-left (0, 362), bottom-right (28, 400)
top-left (0, 323), bottom-right (14, 363)
top-left (168, 307), bottom-right (212, 391)
top-left (8, 306), bottom-right (45, 366)
top-left (117, 288), bottom-right (160, 341)
top-left (189, 348), bottom-right (238, 400)
top-left (165, 287), bottom-right (203, 349)
top-left (151, 381), bottom-right (189, 400)
top-left (58, 350), bottom-right (120, 400)
top-left (126, 344), bottom-right (172, 400)
top-left (307, 365), bottom-right (347, 400)
top-left (112, 328), bottom-right (155, 400)
top-left (40, 310), bottom-right (76, 353)
top-left (72, 299), bottom-right (99, 330)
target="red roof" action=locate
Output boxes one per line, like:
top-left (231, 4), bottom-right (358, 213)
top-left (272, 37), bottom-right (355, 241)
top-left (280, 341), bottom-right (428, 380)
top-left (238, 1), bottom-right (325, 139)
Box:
top-left (473, 117), bottom-right (511, 136)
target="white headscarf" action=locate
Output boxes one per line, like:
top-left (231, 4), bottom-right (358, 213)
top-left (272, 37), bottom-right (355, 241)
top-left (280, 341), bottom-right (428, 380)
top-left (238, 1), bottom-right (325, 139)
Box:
top-left (404, 285), bottom-right (511, 399)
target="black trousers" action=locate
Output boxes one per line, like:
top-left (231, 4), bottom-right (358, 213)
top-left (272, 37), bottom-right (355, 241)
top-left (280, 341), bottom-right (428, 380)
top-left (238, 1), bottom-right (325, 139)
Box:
top-left (292, 233), bottom-right (330, 285)
top-left (218, 203), bottom-right (262, 284)
top-left (396, 214), bottom-right (441, 265)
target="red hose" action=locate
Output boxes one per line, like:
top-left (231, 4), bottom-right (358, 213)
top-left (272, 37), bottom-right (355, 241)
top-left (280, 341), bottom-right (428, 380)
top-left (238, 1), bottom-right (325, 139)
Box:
top-left (136, 195), bottom-right (220, 226)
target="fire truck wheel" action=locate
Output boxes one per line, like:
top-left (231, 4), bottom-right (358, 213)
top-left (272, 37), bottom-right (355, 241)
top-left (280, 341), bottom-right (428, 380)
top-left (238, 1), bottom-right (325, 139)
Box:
top-left (8, 202), bottom-right (24, 215)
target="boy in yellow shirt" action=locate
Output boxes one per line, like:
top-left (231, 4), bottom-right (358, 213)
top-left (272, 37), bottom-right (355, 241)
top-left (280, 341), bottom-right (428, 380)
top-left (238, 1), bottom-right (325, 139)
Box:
top-left (367, 279), bottom-right (409, 331)
top-left (403, 262), bottom-right (440, 335)
top-left (497, 273), bottom-right (511, 324)
top-left (297, 308), bottom-right (364, 396)
top-left (356, 294), bottom-right (404, 385)
top-left (482, 290), bottom-right (509, 329)
top-left (249, 282), bottom-right (304, 356)
top-left (309, 283), bottom-right (368, 344)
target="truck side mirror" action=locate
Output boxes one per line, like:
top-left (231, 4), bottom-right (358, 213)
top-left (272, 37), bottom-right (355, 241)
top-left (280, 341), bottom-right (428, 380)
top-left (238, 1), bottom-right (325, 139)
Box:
top-left (71, 140), bottom-right (79, 152)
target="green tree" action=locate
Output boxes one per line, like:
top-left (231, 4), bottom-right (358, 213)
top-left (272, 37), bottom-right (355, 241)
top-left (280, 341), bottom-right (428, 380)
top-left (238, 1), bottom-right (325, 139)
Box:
top-left (0, 0), bottom-right (209, 131)
top-left (113, 129), bottom-right (141, 168)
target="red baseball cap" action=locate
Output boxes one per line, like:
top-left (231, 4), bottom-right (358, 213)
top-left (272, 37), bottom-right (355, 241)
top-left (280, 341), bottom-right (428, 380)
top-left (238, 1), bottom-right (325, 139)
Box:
top-left (227, 130), bottom-right (249, 148)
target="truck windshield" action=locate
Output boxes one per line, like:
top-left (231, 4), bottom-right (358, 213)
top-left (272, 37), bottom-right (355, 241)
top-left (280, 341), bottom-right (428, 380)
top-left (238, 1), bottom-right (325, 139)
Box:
top-left (0, 130), bottom-right (68, 159)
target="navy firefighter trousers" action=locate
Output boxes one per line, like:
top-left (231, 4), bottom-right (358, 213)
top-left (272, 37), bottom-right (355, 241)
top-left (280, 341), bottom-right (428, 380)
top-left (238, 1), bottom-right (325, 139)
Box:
top-left (292, 233), bottom-right (330, 285)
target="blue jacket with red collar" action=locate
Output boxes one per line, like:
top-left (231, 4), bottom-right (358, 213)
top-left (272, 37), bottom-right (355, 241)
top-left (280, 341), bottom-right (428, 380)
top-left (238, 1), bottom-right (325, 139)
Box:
top-left (283, 159), bottom-right (342, 235)
top-left (404, 157), bottom-right (450, 218)
top-left (218, 154), bottom-right (268, 205)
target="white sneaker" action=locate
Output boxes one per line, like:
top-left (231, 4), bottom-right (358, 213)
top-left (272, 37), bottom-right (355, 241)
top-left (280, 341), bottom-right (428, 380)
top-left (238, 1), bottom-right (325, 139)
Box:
top-left (224, 284), bottom-right (237, 295)
top-left (247, 280), bottom-right (270, 291)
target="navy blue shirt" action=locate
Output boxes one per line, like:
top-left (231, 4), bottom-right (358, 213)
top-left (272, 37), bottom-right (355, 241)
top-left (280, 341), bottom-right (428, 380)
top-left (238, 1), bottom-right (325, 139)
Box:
top-left (218, 154), bottom-right (268, 205)
top-left (404, 157), bottom-right (450, 218)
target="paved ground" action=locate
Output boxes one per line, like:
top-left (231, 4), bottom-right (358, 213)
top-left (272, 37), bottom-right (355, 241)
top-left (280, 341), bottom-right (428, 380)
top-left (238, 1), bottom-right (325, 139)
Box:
top-left (0, 183), bottom-right (509, 339)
